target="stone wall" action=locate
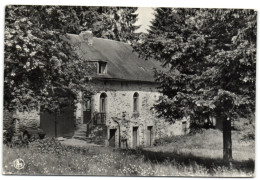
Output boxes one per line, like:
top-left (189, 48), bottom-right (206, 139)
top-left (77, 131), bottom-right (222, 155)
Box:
top-left (13, 109), bottom-right (40, 132)
top-left (3, 109), bottom-right (41, 141)
top-left (77, 80), bottom-right (190, 148)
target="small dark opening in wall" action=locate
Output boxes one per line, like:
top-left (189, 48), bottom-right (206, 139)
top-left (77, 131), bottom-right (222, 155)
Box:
top-left (182, 121), bottom-right (187, 134)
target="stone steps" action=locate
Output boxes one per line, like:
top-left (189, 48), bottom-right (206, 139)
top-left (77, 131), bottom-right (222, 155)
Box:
top-left (72, 124), bottom-right (107, 146)
top-left (74, 133), bottom-right (87, 137)
top-left (74, 130), bottom-right (86, 134)
top-left (75, 125), bottom-right (87, 130)
top-left (72, 124), bottom-right (87, 141)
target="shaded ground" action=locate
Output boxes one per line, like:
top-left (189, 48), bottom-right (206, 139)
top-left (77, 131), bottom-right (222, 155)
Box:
top-left (2, 129), bottom-right (255, 176)
top-left (123, 148), bottom-right (254, 176)
top-left (3, 143), bottom-right (254, 177)
top-left (147, 129), bottom-right (255, 161)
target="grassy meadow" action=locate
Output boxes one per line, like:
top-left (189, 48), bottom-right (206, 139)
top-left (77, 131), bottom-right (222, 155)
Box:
top-left (2, 129), bottom-right (255, 177)
top-left (150, 128), bottom-right (255, 161)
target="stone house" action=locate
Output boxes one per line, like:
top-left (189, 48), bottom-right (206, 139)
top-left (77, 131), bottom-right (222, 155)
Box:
top-left (5, 31), bottom-right (190, 147)
top-left (70, 31), bottom-right (190, 148)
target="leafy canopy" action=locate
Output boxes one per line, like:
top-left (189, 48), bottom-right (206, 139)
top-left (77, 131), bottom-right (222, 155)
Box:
top-left (4, 5), bottom-right (139, 112)
top-left (132, 8), bottom-right (256, 124)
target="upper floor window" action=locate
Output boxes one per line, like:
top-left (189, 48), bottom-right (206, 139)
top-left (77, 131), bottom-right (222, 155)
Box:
top-left (133, 92), bottom-right (139, 112)
top-left (84, 98), bottom-right (91, 110)
top-left (100, 93), bottom-right (107, 112)
top-left (98, 62), bottom-right (107, 74)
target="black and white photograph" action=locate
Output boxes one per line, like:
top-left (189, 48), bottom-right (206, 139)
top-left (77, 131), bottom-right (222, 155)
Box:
top-left (1, 0), bottom-right (257, 178)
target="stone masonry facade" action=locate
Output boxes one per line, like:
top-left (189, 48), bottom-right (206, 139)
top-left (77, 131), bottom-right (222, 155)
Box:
top-left (76, 80), bottom-right (190, 148)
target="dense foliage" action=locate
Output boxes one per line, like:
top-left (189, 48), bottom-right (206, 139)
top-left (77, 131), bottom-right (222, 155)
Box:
top-left (4, 5), bottom-right (139, 112)
top-left (132, 8), bottom-right (256, 162)
top-left (86, 7), bottom-right (139, 42)
top-left (133, 8), bottom-right (256, 125)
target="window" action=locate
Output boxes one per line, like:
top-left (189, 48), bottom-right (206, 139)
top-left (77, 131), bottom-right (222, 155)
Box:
top-left (133, 92), bottom-right (139, 112)
top-left (147, 126), bottom-right (153, 146)
top-left (98, 62), bottom-right (107, 74)
top-left (85, 99), bottom-right (91, 110)
top-left (100, 93), bottom-right (107, 112)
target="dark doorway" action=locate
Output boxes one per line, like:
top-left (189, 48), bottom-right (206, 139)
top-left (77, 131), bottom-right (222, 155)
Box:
top-left (133, 127), bottom-right (138, 148)
top-left (83, 99), bottom-right (91, 124)
top-left (109, 129), bottom-right (117, 147)
top-left (147, 126), bottom-right (153, 146)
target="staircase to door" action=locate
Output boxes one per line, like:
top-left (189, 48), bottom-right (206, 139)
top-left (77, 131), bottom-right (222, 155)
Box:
top-left (73, 124), bottom-right (87, 141)
top-left (72, 98), bottom-right (91, 141)
top-left (72, 112), bottom-right (107, 145)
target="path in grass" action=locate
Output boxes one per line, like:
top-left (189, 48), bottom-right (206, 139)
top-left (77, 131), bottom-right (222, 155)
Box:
top-left (60, 138), bottom-right (102, 147)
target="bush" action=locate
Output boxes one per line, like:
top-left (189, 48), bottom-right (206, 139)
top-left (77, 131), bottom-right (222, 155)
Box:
top-left (233, 117), bottom-right (255, 141)
top-left (3, 128), bottom-right (14, 144)
top-left (37, 128), bottom-right (46, 139)
top-left (29, 138), bottom-right (90, 156)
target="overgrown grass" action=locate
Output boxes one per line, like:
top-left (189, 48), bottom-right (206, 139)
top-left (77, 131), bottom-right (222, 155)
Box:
top-left (2, 133), bottom-right (254, 177)
top-left (151, 128), bottom-right (255, 161)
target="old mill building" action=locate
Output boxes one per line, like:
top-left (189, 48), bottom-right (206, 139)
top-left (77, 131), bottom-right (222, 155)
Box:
top-left (71, 31), bottom-right (190, 148)
top-left (12, 31), bottom-right (190, 148)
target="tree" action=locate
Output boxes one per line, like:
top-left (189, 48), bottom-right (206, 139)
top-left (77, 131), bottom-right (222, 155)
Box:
top-left (132, 8), bottom-right (256, 162)
top-left (89, 7), bottom-right (140, 42)
top-left (5, 5), bottom-right (85, 112)
top-left (58, 6), bottom-right (139, 43)
top-left (4, 5), bottom-right (139, 112)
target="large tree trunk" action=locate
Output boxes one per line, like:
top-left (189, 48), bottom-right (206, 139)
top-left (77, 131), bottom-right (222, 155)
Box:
top-left (222, 115), bottom-right (232, 163)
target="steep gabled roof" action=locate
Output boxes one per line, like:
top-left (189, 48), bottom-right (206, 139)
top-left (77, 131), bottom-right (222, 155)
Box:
top-left (67, 33), bottom-right (165, 82)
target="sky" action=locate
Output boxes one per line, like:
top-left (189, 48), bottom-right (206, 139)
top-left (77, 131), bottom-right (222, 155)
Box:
top-left (135, 7), bottom-right (155, 33)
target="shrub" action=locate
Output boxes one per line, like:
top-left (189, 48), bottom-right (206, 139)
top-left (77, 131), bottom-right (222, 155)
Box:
top-left (29, 138), bottom-right (90, 156)
top-left (37, 128), bottom-right (46, 139)
top-left (3, 129), bottom-right (14, 144)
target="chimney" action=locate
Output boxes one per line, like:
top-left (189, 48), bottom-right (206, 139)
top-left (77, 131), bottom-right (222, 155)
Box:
top-left (79, 30), bottom-right (93, 46)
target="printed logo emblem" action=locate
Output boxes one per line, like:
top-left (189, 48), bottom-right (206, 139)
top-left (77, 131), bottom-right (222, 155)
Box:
top-left (13, 158), bottom-right (25, 170)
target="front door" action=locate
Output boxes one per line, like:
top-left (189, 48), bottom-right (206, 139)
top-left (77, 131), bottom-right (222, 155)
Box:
top-left (133, 127), bottom-right (138, 148)
top-left (83, 99), bottom-right (91, 124)
top-left (109, 129), bottom-right (117, 147)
